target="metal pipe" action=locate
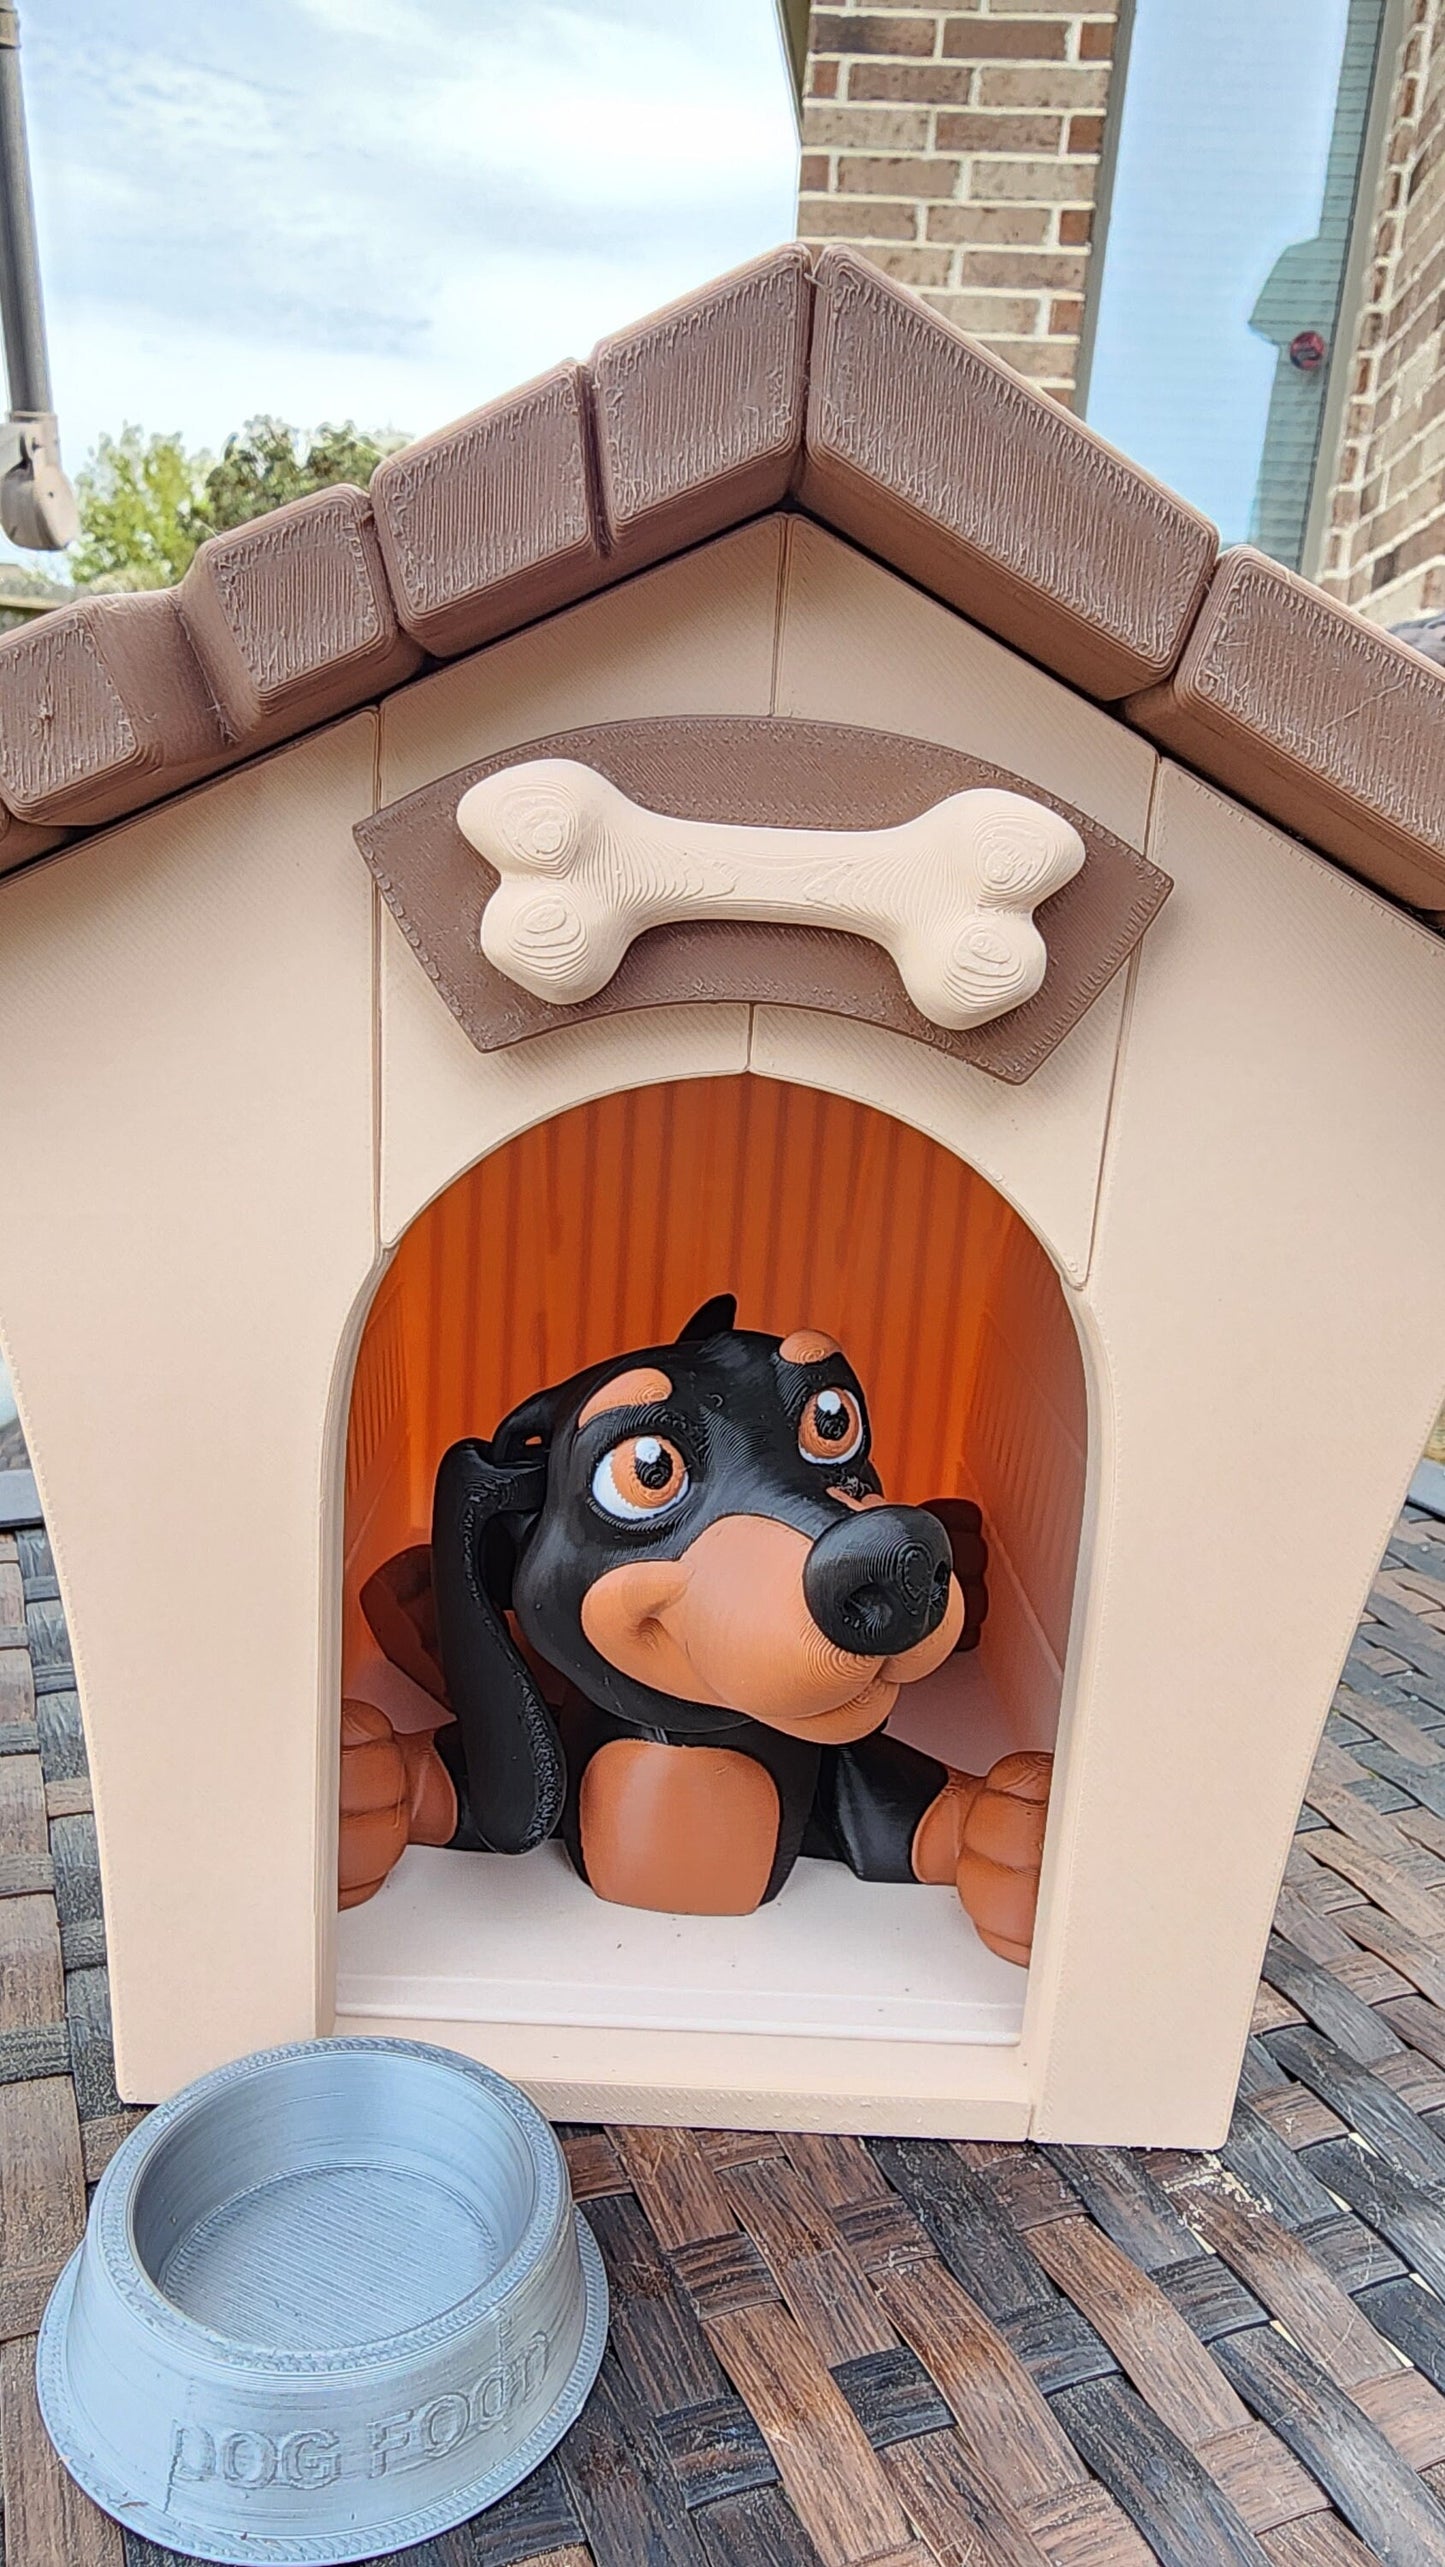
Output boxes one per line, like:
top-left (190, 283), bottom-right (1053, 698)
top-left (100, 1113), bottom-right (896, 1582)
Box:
top-left (0, 3), bottom-right (75, 548)
top-left (0, 3), bottom-right (51, 415)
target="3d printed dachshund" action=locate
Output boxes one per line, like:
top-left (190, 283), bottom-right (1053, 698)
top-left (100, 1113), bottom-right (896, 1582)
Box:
top-left (343, 1300), bottom-right (1052, 1964)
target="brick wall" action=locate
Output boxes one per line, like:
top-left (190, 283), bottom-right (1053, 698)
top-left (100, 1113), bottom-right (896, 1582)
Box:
top-left (798, 3), bottom-right (1126, 404)
top-left (1318, 0), bottom-right (1445, 619)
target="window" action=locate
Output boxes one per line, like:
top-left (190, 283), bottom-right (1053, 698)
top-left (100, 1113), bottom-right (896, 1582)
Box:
top-left (1081, 0), bottom-right (1394, 568)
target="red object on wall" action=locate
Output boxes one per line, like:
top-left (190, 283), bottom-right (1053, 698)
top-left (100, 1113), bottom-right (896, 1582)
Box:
top-left (1289, 329), bottom-right (1328, 373)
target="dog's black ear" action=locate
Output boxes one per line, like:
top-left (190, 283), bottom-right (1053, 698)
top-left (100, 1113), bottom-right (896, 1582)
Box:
top-left (676, 1293), bottom-right (737, 1342)
top-left (431, 1438), bottom-right (563, 1853)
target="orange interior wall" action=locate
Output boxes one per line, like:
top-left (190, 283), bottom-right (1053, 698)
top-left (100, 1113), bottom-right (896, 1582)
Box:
top-left (343, 1076), bottom-right (1087, 1732)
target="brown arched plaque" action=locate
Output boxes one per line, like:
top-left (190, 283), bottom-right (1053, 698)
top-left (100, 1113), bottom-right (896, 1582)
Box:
top-left (354, 715), bottom-right (1171, 1084)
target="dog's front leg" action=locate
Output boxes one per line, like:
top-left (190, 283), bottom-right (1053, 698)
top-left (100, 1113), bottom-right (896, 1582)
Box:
top-left (825, 1733), bottom-right (1052, 1966)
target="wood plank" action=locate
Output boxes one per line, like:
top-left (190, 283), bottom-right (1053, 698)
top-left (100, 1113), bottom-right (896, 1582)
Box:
top-left (1213, 2101), bottom-right (1343, 2227)
top-left (1050, 2376), bottom-right (1271, 2567)
top-left (1351, 2366), bottom-right (1445, 2470)
top-left (780, 2131), bottom-right (891, 2214)
top-left (672, 2228), bottom-right (783, 2317)
top-left (1359, 1595), bottom-right (1445, 1688)
top-left (1334, 1686), bottom-right (1445, 1764)
top-left (874, 2259), bottom-right (1086, 2512)
top-left (1327, 1899), bottom-right (1445, 2006)
top-left (999, 2297), bottom-right (1115, 2397)
top-left (0, 2257), bottom-right (66, 2345)
top-left (694, 2484), bottom-right (832, 2567)
top-left (1028, 2216), bottom-right (1245, 2447)
top-left (1356, 2274), bottom-right (1445, 2393)
top-left (0, 2077), bottom-right (84, 2273)
top-left (42, 1777), bottom-right (91, 1821)
top-left (0, 1896), bottom-right (62, 2036)
top-left (584, 2192), bottom-right (729, 2413)
top-left (1293, 1829), bottom-right (1445, 1939)
top-left (0, 1754), bottom-right (46, 1859)
top-left (0, 1853), bottom-right (53, 1898)
top-left (832, 2345), bottom-right (951, 2446)
top-left (554, 2348), bottom-right (707, 2567)
top-left (832, 2195), bottom-right (934, 2276)
top-left (1178, 2188), bottom-right (1397, 2389)
top-left (0, 2334), bottom-right (122, 2565)
top-left (703, 2298), bottom-right (915, 2567)
top-left (870, 2140), bottom-right (1056, 2323)
top-left (78, 2110), bottom-right (145, 2185)
top-left (1264, 2026), bottom-right (1445, 2186)
top-left (1016, 2478), bottom-right (1158, 2567)
top-left (1305, 2139), bottom-right (1445, 2301)
top-left (1193, 2422), bottom-right (1330, 2533)
top-left (720, 2153), bottom-right (896, 2366)
top-left (560, 2129), bottom-right (627, 2200)
top-left (1263, 2519), bottom-right (1395, 2566)
top-left (0, 1559), bottom-right (23, 1629)
top-left (1259, 1933), bottom-right (1403, 2066)
top-left (882, 2428), bottom-right (1055, 2567)
top-left (1038, 2149), bottom-right (1200, 2273)
top-left (610, 2124), bottom-right (739, 2250)
top-left (1215, 2323), bottom-right (1445, 2567)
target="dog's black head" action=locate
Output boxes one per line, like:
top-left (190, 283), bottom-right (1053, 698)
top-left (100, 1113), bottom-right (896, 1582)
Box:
top-left (430, 1296), bottom-right (976, 1854)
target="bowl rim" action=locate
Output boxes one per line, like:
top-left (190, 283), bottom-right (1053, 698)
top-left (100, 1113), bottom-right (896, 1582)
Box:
top-left (38, 2207), bottom-right (609, 2564)
top-left (92, 2036), bottom-right (571, 2372)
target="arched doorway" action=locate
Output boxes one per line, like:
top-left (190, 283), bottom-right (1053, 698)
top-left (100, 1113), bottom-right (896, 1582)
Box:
top-left (337, 1074), bottom-right (1087, 2052)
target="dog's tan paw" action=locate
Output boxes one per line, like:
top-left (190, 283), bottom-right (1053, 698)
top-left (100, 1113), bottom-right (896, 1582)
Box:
top-left (954, 1751), bottom-right (1052, 1966)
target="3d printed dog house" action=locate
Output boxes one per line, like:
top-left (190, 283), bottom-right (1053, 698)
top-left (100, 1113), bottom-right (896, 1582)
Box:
top-left (0, 246), bottom-right (1443, 2144)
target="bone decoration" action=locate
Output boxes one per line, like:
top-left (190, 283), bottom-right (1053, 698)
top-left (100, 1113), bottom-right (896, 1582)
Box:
top-left (456, 760), bottom-right (1086, 1033)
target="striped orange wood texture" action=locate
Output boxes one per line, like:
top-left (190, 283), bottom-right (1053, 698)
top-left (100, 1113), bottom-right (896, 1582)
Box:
top-left (344, 1075), bottom-right (1085, 1577)
top-left (10, 1505), bottom-right (1445, 2564)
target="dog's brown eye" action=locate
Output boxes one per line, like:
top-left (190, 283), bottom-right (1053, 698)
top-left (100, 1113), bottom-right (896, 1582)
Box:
top-left (799, 1387), bottom-right (864, 1464)
top-left (592, 1434), bottom-right (690, 1521)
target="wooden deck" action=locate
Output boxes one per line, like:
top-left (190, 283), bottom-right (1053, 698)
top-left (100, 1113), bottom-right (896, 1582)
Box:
top-left (7, 1508), bottom-right (1445, 2566)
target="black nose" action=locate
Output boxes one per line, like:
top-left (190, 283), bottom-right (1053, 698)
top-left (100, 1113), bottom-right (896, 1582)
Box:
top-left (803, 1507), bottom-right (954, 1659)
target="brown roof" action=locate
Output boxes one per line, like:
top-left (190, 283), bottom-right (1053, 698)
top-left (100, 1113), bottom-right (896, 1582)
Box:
top-left (0, 243), bottom-right (1441, 915)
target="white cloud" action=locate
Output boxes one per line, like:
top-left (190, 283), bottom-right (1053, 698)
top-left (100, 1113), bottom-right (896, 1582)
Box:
top-left (6, 0), bottom-right (798, 558)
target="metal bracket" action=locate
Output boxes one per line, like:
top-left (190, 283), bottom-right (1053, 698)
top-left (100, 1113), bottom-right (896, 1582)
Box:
top-left (0, 408), bottom-right (77, 547)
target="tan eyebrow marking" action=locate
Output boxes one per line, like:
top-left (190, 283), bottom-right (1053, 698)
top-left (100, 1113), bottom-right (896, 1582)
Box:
top-left (578, 1366), bottom-right (673, 1428)
top-left (779, 1329), bottom-right (841, 1367)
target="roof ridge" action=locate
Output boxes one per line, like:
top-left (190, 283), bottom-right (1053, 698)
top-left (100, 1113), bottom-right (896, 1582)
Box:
top-left (0, 244), bottom-right (1440, 915)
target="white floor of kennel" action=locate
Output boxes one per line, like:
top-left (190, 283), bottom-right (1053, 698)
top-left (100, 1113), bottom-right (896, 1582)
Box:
top-left (332, 1648), bottom-right (1033, 2131)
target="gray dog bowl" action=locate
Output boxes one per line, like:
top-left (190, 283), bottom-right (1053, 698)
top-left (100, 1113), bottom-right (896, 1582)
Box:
top-left (36, 2037), bottom-right (608, 2564)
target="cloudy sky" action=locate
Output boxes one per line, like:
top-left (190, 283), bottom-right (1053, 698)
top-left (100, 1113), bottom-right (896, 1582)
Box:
top-left (10, 0), bottom-right (1367, 556)
top-left (17, 0), bottom-right (798, 486)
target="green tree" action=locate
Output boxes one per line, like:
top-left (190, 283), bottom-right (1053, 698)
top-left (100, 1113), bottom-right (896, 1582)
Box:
top-left (69, 426), bottom-right (210, 589)
top-left (201, 418), bottom-right (405, 535)
top-left (67, 417), bottom-right (407, 592)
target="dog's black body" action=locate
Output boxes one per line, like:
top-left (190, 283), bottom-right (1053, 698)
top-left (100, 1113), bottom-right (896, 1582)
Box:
top-left (430, 1297), bottom-right (987, 1908)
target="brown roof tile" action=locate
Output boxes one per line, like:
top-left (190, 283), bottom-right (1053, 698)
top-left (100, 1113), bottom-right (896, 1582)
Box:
top-left (797, 246), bottom-right (1218, 701)
top-left (0, 589), bottom-right (228, 830)
top-left (369, 361), bottom-right (601, 659)
top-left (592, 244), bottom-right (812, 572)
top-left (177, 484), bottom-right (421, 737)
top-left (0, 243), bottom-right (1440, 930)
top-left (1126, 547), bottom-right (1445, 912)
